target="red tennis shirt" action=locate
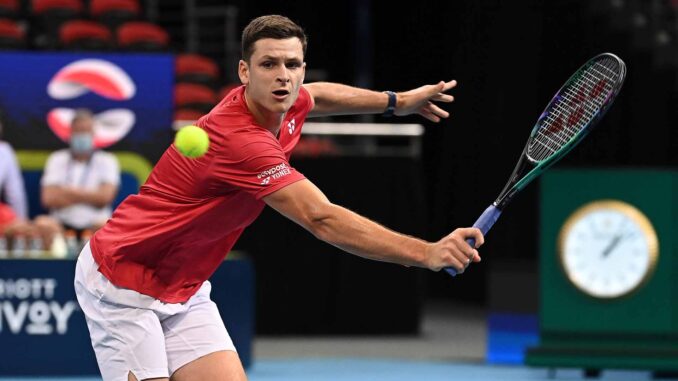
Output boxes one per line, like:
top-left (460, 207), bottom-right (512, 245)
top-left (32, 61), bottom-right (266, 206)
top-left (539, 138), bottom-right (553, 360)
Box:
top-left (90, 85), bottom-right (312, 303)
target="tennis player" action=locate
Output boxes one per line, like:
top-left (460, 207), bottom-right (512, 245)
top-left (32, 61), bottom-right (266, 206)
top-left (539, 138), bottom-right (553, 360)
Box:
top-left (74, 14), bottom-right (484, 381)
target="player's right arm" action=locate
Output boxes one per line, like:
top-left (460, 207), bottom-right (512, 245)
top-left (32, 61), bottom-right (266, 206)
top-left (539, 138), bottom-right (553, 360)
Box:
top-left (263, 179), bottom-right (484, 272)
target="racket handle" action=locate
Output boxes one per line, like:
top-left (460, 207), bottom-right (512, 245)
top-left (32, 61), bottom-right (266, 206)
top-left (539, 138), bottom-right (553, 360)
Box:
top-left (445, 204), bottom-right (502, 277)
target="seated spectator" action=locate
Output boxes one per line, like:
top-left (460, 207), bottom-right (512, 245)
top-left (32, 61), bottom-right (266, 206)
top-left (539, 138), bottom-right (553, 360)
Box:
top-left (41, 109), bottom-right (120, 237)
top-left (0, 130), bottom-right (27, 221)
top-left (0, 114), bottom-right (61, 254)
top-left (0, 132), bottom-right (33, 241)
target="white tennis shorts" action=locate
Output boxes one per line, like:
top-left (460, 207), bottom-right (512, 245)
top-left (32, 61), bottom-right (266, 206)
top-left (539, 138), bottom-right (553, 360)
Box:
top-left (74, 243), bottom-right (236, 381)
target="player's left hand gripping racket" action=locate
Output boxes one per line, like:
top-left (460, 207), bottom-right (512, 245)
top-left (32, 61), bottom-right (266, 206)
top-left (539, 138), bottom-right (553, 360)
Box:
top-left (447, 52), bottom-right (626, 276)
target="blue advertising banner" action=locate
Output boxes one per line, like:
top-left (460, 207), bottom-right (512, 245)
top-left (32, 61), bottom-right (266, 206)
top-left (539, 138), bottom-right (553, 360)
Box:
top-left (0, 259), bottom-right (98, 375)
top-left (0, 52), bottom-right (174, 162)
top-left (0, 258), bottom-right (254, 376)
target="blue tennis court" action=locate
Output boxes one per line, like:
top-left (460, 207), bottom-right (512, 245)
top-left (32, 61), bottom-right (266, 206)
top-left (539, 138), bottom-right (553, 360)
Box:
top-left (0, 359), bottom-right (674, 381)
top-left (1, 302), bottom-right (673, 380)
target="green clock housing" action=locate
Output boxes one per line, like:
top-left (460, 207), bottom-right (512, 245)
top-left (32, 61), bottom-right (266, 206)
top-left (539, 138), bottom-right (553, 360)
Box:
top-left (526, 169), bottom-right (678, 371)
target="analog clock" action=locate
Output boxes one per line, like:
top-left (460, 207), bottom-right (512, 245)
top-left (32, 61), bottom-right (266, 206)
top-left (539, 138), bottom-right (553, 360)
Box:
top-left (558, 200), bottom-right (659, 299)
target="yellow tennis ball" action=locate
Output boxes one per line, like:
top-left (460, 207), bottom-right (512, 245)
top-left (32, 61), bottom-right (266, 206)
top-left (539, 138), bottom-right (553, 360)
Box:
top-left (175, 125), bottom-right (209, 158)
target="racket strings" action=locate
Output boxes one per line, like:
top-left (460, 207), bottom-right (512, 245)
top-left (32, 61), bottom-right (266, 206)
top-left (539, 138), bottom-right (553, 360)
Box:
top-left (533, 64), bottom-right (614, 157)
top-left (531, 59), bottom-right (620, 158)
top-left (544, 73), bottom-right (600, 142)
top-left (528, 57), bottom-right (622, 162)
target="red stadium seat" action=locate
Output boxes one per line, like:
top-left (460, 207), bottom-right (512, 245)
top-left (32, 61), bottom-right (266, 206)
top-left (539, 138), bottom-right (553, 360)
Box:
top-left (31, 0), bottom-right (83, 48)
top-left (292, 137), bottom-right (340, 158)
top-left (116, 21), bottom-right (169, 51)
top-left (0, 18), bottom-right (24, 48)
top-left (175, 54), bottom-right (220, 87)
top-left (32, 0), bottom-right (82, 13)
top-left (59, 19), bottom-right (112, 50)
top-left (0, 0), bottom-right (19, 18)
top-left (90, 0), bottom-right (139, 29)
top-left (174, 83), bottom-right (217, 113)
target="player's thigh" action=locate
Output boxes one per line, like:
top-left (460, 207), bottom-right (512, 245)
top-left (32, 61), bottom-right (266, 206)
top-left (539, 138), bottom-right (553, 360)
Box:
top-left (75, 270), bottom-right (169, 381)
top-left (162, 281), bottom-right (244, 380)
top-left (77, 296), bottom-right (171, 381)
top-left (170, 351), bottom-right (247, 381)
top-left (74, 248), bottom-right (171, 381)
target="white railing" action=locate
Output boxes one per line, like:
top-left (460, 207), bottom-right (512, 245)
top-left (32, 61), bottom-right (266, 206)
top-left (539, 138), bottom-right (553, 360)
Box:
top-left (173, 121), bottom-right (423, 157)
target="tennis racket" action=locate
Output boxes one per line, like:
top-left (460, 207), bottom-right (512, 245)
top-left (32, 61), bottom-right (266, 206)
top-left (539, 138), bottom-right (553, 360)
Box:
top-left (446, 52), bottom-right (626, 276)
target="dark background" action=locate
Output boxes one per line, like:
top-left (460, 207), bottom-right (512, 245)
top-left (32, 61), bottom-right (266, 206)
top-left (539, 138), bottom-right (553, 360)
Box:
top-left (215, 0), bottom-right (676, 329)
top-left (205, 0), bottom-right (678, 333)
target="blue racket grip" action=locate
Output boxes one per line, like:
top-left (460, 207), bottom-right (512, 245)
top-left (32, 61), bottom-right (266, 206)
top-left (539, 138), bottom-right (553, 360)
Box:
top-left (445, 204), bottom-right (502, 277)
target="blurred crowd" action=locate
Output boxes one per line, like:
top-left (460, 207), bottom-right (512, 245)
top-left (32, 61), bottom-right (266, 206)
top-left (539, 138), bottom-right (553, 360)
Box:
top-left (0, 108), bottom-right (120, 259)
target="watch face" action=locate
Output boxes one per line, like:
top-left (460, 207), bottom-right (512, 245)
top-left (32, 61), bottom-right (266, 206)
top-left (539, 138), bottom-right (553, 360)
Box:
top-left (559, 200), bottom-right (659, 299)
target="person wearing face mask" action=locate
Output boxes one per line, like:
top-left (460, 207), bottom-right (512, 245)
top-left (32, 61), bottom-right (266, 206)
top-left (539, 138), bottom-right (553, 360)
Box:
top-left (41, 109), bottom-right (120, 238)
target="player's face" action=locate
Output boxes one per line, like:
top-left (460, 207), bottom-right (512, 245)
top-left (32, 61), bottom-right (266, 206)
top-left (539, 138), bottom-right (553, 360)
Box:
top-left (239, 38), bottom-right (306, 115)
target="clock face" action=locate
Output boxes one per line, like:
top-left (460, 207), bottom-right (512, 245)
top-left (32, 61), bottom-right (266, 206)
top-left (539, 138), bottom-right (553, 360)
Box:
top-left (559, 200), bottom-right (659, 299)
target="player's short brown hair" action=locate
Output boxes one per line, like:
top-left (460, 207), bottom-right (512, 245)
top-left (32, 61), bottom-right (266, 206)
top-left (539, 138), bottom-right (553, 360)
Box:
top-left (241, 15), bottom-right (307, 62)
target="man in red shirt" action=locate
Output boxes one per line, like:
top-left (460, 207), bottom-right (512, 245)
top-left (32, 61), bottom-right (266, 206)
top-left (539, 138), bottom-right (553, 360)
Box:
top-left (75, 14), bottom-right (484, 381)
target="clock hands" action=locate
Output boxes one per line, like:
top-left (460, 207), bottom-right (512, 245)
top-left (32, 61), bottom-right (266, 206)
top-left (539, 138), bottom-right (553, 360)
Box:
top-left (600, 234), bottom-right (623, 258)
top-left (599, 218), bottom-right (631, 259)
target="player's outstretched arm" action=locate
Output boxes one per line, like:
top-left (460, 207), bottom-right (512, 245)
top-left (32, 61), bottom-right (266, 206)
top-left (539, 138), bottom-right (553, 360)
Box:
top-left (263, 179), bottom-right (483, 272)
top-left (304, 80), bottom-right (457, 122)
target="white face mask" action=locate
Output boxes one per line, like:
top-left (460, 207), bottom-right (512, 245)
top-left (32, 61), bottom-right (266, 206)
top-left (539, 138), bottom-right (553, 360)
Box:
top-left (70, 132), bottom-right (93, 154)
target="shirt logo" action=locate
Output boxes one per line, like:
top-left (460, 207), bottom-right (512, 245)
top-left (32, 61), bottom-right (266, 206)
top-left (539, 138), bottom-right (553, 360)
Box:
top-left (287, 118), bottom-right (296, 135)
top-left (257, 163), bottom-right (292, 186)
